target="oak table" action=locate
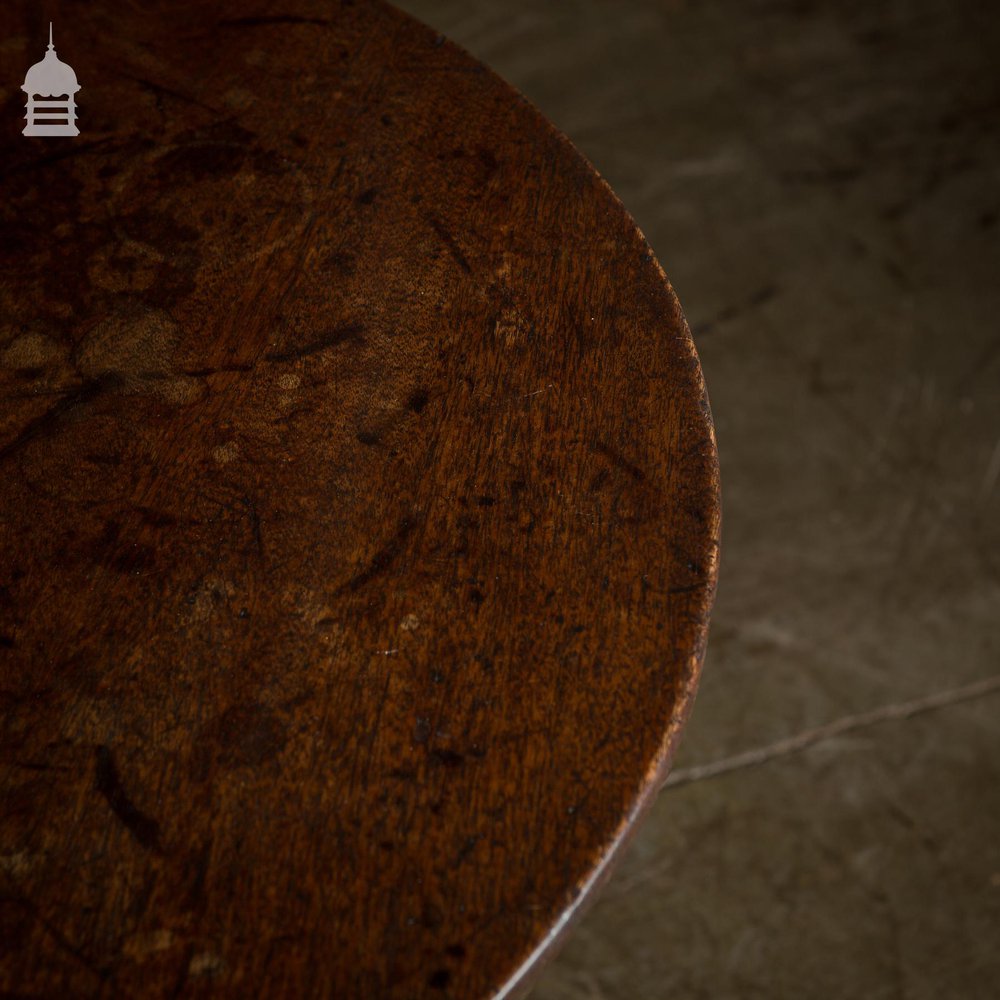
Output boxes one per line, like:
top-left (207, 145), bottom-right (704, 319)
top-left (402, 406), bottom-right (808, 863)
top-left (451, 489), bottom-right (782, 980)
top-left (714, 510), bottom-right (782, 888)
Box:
top-left (0, 2), bottom-right (720, 997)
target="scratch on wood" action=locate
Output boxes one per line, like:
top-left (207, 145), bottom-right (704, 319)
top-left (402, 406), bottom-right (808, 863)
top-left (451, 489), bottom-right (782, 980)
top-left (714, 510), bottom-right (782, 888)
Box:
top-left (425, 212), bottom-right (473, 273)
top-left (122, 73), bottom-right (221, 115)
top-left (338, 517), bottom-right (417, 594)
top-left (182, 362), bottom-right (254, 377)
top-left (241, 494), bottom-right (266, 559)
top-left (264, 323), bottom-right (365, 362)
top-left (5, 890), bottom-right (111, 983)
top-left (591, 441), bottom-right (645, 482)
top-left (0, 376), bottom-right (112, 465)
top-left (0, 136), bottom-right (120, 179)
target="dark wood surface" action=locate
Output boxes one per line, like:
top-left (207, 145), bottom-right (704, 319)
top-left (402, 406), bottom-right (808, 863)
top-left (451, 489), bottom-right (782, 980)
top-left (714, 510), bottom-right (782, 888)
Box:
top-left (0, 2), bottom-right (719, 996)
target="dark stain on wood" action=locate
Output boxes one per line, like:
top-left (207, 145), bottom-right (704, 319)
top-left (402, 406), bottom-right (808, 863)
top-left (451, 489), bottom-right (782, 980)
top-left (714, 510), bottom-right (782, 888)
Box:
top-left (407, 387), bottom-right (431, 413)
top-left (205, 703), bottom-right (287, 769)
top-left (94, 746), bottom-right (164, 854)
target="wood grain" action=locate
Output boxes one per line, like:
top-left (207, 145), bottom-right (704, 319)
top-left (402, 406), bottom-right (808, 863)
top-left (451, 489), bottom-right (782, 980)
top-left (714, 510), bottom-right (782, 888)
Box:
top-left (0, 1), bottom-right (720, 996)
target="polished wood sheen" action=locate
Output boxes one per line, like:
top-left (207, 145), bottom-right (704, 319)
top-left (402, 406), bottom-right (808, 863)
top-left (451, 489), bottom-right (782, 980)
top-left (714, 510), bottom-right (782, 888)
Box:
top-left (0, 2), bottom-right (720, 996)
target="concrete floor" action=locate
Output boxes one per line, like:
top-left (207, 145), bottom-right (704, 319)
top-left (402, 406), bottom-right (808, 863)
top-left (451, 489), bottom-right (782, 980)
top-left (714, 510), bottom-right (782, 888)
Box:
top-left (395, 1), bottom-right (1000, 996)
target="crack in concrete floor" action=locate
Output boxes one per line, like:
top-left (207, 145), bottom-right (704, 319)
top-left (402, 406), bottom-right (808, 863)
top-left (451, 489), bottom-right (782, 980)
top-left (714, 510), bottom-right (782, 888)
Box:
top-left (664, 674), bottom-right (1000, 789)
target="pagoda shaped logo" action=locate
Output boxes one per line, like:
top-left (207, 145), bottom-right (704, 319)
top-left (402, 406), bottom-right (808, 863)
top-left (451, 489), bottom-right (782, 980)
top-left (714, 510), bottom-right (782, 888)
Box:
top-left (22, 23), bottom-right (81, 137)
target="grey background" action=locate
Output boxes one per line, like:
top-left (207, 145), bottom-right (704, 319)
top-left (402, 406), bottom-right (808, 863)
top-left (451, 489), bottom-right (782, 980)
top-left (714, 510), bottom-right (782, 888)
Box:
top-left (394, 1), bottom-right (1000, 997)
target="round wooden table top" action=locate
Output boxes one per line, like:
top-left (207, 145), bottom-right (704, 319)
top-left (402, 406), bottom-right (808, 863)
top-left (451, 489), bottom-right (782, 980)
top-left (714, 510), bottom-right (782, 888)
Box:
top-left (0, 2), bottom-right (720, 997)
